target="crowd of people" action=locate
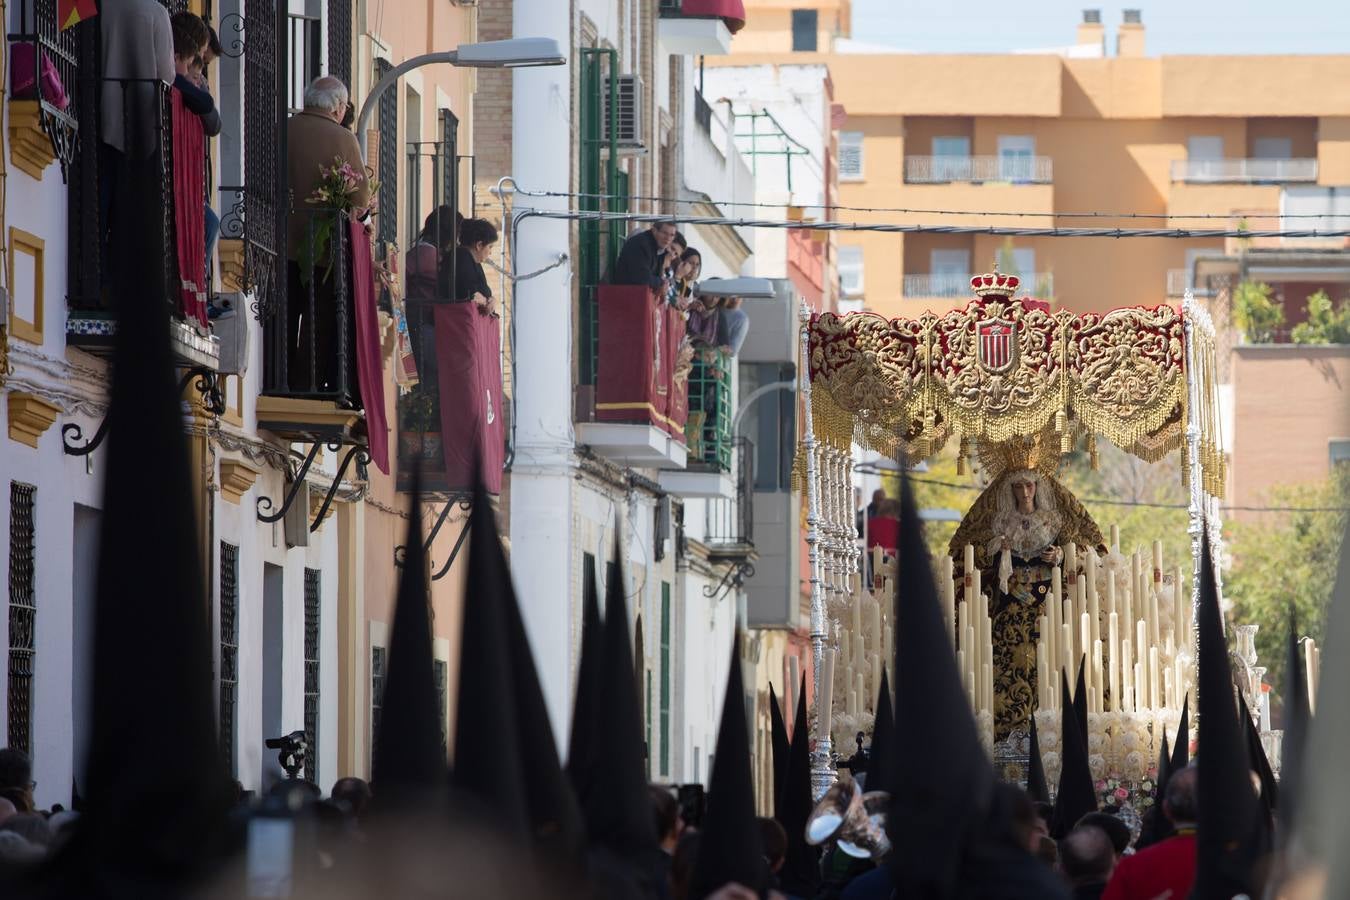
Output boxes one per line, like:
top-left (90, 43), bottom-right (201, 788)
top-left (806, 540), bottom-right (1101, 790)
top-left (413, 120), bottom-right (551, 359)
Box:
top-left (612, 219), bottom-right (751, 363)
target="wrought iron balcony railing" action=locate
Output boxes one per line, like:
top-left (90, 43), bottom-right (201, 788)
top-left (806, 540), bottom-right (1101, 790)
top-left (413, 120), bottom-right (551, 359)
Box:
top-left (7, 0), bottom-right (80, 178)
top-left (1166, 268), bottom-right (1215, 298)
top-left (904, 155), bottom-right (1053, 184)
top-left (687, 347), bottom-right (733, 472)
top-left (705, 436), bottom-right (755, 550)
top-left (1170, 158), bottom-right (1318, 184)
top-left (903, 272), bottom-right (1053, 299)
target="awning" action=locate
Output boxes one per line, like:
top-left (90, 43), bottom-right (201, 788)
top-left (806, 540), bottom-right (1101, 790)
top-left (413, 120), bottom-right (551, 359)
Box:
top-left (678, 0), bottom-right (746, 34)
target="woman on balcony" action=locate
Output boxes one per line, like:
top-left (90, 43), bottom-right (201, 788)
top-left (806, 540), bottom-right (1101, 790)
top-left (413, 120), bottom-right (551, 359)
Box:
top-left (447, 217), bottom-right (500, 318)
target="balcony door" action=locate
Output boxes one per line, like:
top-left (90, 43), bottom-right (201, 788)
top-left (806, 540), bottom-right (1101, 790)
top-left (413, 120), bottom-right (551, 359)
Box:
top-left (932, 136), bottom-right (970, 182)
top-left (997, 135), bottom-right (1035, 182)
top-left (930, 249), bottom-right (971, 297)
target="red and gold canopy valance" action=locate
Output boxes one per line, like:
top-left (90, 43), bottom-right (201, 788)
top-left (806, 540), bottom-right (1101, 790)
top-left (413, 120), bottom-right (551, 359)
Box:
top-left (806, 275), bottom-right (1224, 494)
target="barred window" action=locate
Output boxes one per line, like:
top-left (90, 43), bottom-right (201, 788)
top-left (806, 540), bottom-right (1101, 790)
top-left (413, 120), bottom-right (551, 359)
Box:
top-left (7, 484), bottom-right (36, 754)
top-left (303, 568), bottom-right (321, 785)
top-left (375, 57), bottom-right (398, 249)
top-left (219, 543), bottom-right (240, 775)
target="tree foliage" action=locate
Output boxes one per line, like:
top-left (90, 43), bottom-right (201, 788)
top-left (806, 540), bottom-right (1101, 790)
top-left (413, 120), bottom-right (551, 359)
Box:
top-left (1226, 469), bottom-right (1349, 705)
top-left (1291, 289), bottom-right (1350, 345)
top-left (1233, 280), bottom-right (1284, 345)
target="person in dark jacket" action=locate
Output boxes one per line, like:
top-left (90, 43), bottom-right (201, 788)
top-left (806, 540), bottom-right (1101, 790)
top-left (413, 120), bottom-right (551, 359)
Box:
top-left (448, 216), bottom-right (499, 317)
top-left (611, 220), bottom-right (679, 291)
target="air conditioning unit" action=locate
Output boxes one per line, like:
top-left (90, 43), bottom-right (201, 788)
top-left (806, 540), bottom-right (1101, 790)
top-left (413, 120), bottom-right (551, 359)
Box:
top-left (603, 74), bottom-right (646, 154)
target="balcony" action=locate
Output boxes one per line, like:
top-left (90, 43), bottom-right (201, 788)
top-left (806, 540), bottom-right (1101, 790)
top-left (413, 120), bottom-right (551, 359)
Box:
top-left (576, 284), bottom-right (688, 469)
top-left (64, 75), bottom-right (219, 370)
top-left (1166, 269), bottom-right (1215, 299)
top-left (658, 0), bottom-right (745, 55)
top-left (1170, 158), bottom-right (1318, 184)
top-left (7, 0), bottom-right (79, 181)
top-left (704, 437), bottom-right (755, 565)
top-left (904, 155), bottom-right (1053, 185)
top-left (903, 272), bottom-right (1053, 300)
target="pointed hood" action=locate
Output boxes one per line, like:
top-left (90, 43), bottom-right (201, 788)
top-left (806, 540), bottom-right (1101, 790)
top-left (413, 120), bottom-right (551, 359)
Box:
top-left (1171, 693), bottom-right (1190, 772)
top-left (1293, 520), bottom-right (1350, 894)
top-left (575, 530), bottom-right (659, 864)
top-left (497, 505), bottom-right (587, 870)
top-left (778, 674), bottom-right (820, 897)
top-left (59, 162), bottom-right (230, 892)
top-left (567, 555), bottom-right (604, 790)
top-left (887, 476), bottom-right (994, 897)
top-left (867, 667), bottom-right (896, 796)
top-left (1073, 656), bottom-right (1089, 751)
top-left (372, 468), bottom-right (449, 806)
top-left (1239, 691), bottom-right (1278, 824)
top-left (450, 484), bottom-right (530, 837)
top-left (1279, 608), bottom-right (1310, 844)
top-left (1026, 714), bottom-right (1050, 805)
top-left (1193, 537), bottom-right (1268, 900)
top-left (688, 634), bottom-right (769, 899)
top-left (1050, 669), bottom-right (1097, 839)
top-left (768, 683), bottom-right (790, 819)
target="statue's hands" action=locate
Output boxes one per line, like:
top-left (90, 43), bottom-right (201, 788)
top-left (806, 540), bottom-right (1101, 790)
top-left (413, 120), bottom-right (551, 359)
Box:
top-left (1039, 546), bottom-right (1063, 565)
top-left (1000, 537), bottom-right (1011, 552)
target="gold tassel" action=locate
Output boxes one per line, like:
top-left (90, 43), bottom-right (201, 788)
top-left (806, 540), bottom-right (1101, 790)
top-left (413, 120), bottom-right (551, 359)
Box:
top-left (1088, 434), bottom-right (1099, 470)
top-left (1054, 409), bottom-right (1066, 434)
top-left (957, 436), bottom-right (970, 475)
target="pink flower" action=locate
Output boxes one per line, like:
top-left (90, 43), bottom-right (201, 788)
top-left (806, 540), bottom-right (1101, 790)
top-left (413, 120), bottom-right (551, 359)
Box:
top-left (1114, 787), bottom-right (1129, 801)
top-left (1094, 780), bottom-right (1108, 792)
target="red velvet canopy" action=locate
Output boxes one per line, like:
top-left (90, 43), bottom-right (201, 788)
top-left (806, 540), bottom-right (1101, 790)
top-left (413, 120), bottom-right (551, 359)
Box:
top-left (678, 0), bottom-right (746, 33)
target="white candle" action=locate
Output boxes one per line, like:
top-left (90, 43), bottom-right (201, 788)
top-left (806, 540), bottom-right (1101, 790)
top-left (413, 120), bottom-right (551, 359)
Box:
top-left (1174, 565), bottom-right (1186, 648)
top-left (1089, 569), bottom-right (1102, 652)
top-left (1062, 622), bottom-right (1074, 681)
top-left (847, 688), bottom-right (856, 719)
top-left (1260, 686), bottom-right (1271, 732)
top-left (819, 649), bottom-right (836, 740)
top-left (840, 631), bottom-right (851, 677)
top-left (1093, 639), bottom-right (1105, 713)
top-left (1134, 661), bottom-right (1145, 712)
top-left (965, 625), bottom-right (977, 690)
top-left (964, 544), bottom-right (975, 606)
top-left (957, 601), bottom-right (970, 653)
top-left (957, 649), bottom-right (967, 693)
top-left (966, 670), bottom-right (976, 711)
top-left (1148, 587), bottom-right (1161, 649)
top-left (982, 663), bottom-right (992, 715)
top-left (941, 555), bottom-right (956, 644)
top-left (871, 601), bottom-right (882, 657)
top-left (1110, 524), bottom-right (1120, 554)
top-left (1306, 639), bottom-right (1318, 714)
top-left (1037, 640), bottom-right (1048, 709)
top-left (1108, 613), bottom-right (1120, 713)
top-left (884, 624), bottom-right (893, 674)
top-left (1052, 565), bottom-right (1063, 606)
top-left (1149, 647), bottom-right (1161, 710)
top-left (1106, 567), bottom-right (1116, 619)
top-left (871, 652), bottom-right (881, 706)
top-left (1121, 639), bottom-right (1133, 711)
top-left (1136, 619), bottom-right (1149, 696)
top-left (1046, 581), bottom-right (1059, 678)
top-left (856, 672), bottom-right (866, 718)
top-left (1080, 613), bottom-right (1092, 690)
top-left (1152, 541), bottom-right (1164, 586)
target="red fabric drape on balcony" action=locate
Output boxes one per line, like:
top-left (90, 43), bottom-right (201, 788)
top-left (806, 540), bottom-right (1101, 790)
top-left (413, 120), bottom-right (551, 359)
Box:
top-left (664, 303), bottom-right (689, 439)
top-left (597, 285), bottom-right (671, 431)
top-left (433, 303), bottom-right (505, 494)
top-left (170, 89), bottom-right (208, 328)
top-left (679, 0), bottom-right (746, 32)
top-left (348, 222), bottom-right (390, 474)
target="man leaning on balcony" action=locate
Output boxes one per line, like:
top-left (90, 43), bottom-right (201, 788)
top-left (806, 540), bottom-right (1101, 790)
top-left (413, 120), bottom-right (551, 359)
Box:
top-left (286, 76), bottom-right (370, 396)
top-left (610, 219), bottom-right (679, 293)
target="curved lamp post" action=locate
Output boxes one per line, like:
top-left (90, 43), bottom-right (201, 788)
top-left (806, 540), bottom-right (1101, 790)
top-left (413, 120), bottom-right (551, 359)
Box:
top-left (355, 37), bottom-right (566, 161)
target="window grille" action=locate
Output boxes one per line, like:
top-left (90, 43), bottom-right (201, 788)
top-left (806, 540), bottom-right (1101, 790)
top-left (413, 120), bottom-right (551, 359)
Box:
top-left (434, 659), bottom-right (449, 754)
top-left (326, 0), bottom-right (353, 88)
top-left (219, 543), bottom-right (240, 775)
top-left (303, 568), bottom-right (321, 784)
top-left (375, 58), bottom-right (398, 249)
top-left (7, 484), bottom-right (36, 754)
top-left (838, 131), bottom-right (863, 180)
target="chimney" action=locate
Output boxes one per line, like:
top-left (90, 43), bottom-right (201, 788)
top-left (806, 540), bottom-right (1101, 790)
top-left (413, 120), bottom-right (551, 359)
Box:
top-left (1117, 9), bottom-right (1145, 57)
top-left (1076, 9), bottom-right (1105, 54)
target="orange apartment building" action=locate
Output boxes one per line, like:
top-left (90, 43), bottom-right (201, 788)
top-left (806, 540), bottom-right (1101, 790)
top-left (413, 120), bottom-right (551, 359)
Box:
top-left (722, 3), bottom-right (1350, 316)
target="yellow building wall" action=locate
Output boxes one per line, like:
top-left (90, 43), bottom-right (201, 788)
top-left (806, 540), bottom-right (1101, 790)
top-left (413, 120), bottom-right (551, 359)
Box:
top-left (1318, 117), bottom-right (1350, 184)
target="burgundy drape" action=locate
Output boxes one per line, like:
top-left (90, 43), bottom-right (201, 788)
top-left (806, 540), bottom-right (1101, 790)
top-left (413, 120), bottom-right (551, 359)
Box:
top-left (596, 285), bottom-right (670, 431)
top-left (664, 303), bottom-right (689, 439)
top-left (170, 88), bottom-right (208, 328)
top-left (348, 222), bottom-right (390, 474)
top-left (433, 303), bottom-right (505, 493)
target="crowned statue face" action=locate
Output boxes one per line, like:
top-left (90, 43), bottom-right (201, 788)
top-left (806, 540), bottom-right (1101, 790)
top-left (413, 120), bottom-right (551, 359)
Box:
top-left (1012, 479), bottom-right (1037, 514)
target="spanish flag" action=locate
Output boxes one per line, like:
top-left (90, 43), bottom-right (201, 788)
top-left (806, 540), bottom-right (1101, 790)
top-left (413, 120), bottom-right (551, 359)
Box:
top-left (58, 0), bottom-right (97, 30)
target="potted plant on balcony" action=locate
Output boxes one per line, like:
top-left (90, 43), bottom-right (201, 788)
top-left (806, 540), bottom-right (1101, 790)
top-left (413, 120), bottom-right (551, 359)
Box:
top-left (1233, 280), bottom-right (1284, 344)
top-left (397, 385), bottom-right (443, 475)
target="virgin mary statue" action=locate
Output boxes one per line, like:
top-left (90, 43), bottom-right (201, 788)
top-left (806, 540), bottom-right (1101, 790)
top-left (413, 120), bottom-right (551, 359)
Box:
top-left (949, 467), bottom-right (1105, 741)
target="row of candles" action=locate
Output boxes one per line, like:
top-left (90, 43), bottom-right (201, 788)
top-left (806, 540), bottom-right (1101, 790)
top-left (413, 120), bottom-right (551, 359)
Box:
top-left (934, 533), bottom-right (1195, 720)
top-left (817, 548), bottom-right (895, 743)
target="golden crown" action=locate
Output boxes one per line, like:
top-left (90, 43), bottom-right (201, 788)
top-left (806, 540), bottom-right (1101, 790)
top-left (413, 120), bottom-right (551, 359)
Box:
top-left (970, 266), bottom-right (1020, 298)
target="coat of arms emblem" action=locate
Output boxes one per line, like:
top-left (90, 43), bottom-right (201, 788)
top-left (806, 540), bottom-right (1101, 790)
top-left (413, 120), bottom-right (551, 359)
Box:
top-left (977, 318), bottom-right (1017, 372)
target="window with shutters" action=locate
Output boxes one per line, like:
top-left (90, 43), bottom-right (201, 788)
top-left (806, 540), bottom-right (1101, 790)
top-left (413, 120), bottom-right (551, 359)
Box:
top-left (219, 543), bottom-right (240, 775)
top-left (7, 483), bottom-right (36, 754)
top-left (838, 131), bottom-right (863, 181)
top-left (303, 568), bottom-right (321, 785)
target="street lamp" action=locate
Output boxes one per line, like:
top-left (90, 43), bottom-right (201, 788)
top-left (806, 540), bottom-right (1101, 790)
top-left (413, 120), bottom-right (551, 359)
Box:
top-left (356, 37), bottom-right (566, 160)
top-left (693, 277), bottom-right (777, 300)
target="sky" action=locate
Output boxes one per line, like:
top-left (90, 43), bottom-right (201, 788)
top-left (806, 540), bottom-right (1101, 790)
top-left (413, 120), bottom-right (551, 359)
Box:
top-left (850, 0), bottom-right (1350, 55)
